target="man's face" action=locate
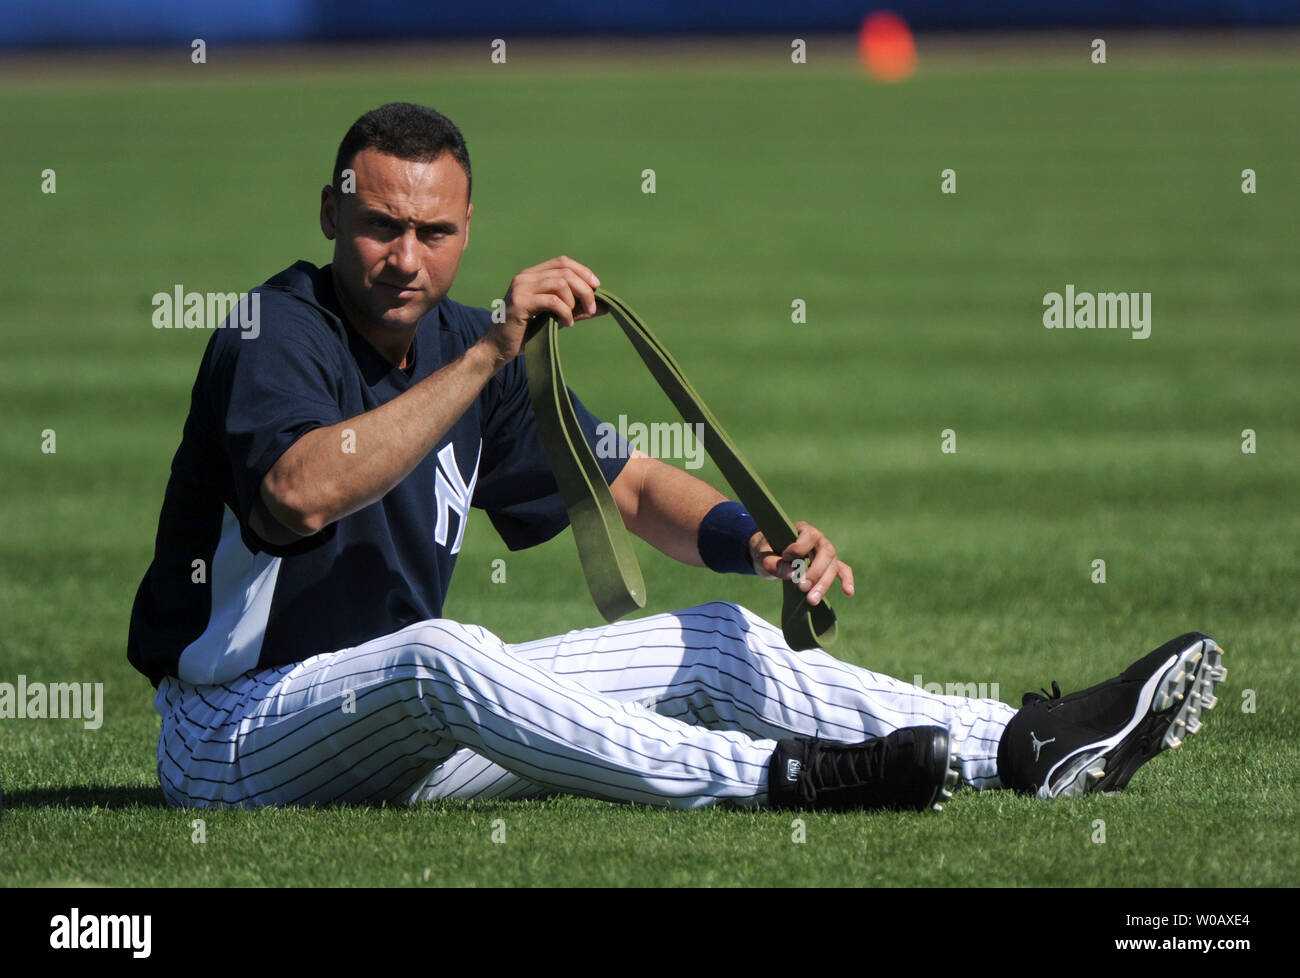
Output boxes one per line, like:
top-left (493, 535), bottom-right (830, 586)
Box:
top-left (321, 147), bottom-right (472, 332)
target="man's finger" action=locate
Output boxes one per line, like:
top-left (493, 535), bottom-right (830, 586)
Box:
top-left (806, 562), bottom-right (840, 606)
top-left (561, 269), bottom-right (598, 319)
top-left (541, 255), bottom-right (600, 289)
top-left (531, 293), bottom-right (576, 327)
top-left (754, 550), bottom-right (783, 580)
top-left (758, 552), bottom-right (794, 580)
top-left (837, 561), bottom-right (856, 597)
top-left (798, 540), bottom-right (836, 590)
top-left (782, 523), bottom-right (817, 559)
top-left (540, 276), bottom-right (578, 317)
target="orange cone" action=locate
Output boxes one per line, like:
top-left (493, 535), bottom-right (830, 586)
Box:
top-left (858, 11), bottom-right (917, 83)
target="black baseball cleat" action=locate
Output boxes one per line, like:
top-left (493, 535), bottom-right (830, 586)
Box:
top-left (997, 632), bottom-right (1227, 799)
top-left (768, 726), bottom-right (959, 812)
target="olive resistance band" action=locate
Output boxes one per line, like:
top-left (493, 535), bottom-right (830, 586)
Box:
top-left (523, 289), bottom-right (838, 652)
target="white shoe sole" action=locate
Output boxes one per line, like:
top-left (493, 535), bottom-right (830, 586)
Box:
top-left (1039, 636), bottom-right (1226, 800)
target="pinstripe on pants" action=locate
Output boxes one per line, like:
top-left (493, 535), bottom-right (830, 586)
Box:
top-left (155, 601), bottom-right (1015, 809)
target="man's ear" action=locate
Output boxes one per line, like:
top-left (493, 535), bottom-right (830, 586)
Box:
top-left (320, 185), bottom-right (337, 240)
top-left (462, 202), bottom-right (473, 251)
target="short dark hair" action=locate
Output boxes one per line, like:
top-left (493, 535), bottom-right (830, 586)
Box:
top-left (332, 102), bottom-right (472, 199)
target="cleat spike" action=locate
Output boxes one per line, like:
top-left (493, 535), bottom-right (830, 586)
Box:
top-left (1000, 632), bottom-right (1224, 798)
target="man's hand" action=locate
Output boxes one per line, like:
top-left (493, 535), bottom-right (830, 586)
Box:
top-left (482, 256), bottom-right (604, 373)
top-left (748, 521), bottom-right (855, 607)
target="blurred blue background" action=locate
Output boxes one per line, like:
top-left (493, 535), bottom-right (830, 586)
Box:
top-left (4, 1), bottom-right (1299, 49)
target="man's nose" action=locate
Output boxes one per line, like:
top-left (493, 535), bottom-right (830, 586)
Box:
top-left (387, 230), bottom-right (420, 275)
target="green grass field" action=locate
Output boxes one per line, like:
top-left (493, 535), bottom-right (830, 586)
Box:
top-left (1, 37), bottom-right (1297, 887)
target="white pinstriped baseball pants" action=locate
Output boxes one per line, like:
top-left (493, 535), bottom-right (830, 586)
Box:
top-left (154, 601), bottom-right (1016, 809)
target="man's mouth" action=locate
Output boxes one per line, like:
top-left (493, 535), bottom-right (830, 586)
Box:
top-left (376, 282), bottom-right (421, 299)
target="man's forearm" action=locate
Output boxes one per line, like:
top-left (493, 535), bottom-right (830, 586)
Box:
top-left (258, 341), bottom-right (498, 537)
top-left (612, 453), bottom-right (731, 566)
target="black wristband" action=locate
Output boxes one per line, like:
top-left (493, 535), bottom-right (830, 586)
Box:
top-left (697, 501), bottom-right (760, 575)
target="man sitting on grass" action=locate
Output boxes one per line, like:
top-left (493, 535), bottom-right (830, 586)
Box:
top-left (128, 102), bottom-right (1226, 812)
